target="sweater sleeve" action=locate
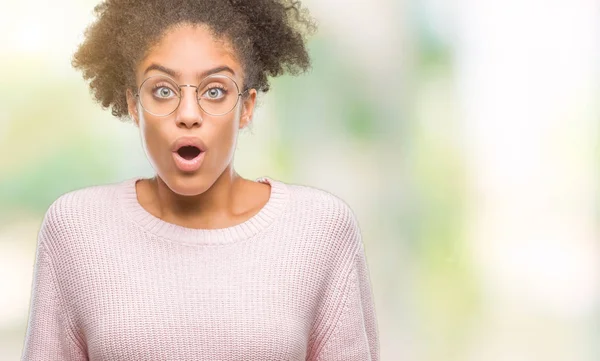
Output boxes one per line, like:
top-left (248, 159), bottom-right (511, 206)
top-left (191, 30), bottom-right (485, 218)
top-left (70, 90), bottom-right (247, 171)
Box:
top-left (21, 209), bottom-right (88, 361)
top-left (313, 245), bottom-right (380, 361)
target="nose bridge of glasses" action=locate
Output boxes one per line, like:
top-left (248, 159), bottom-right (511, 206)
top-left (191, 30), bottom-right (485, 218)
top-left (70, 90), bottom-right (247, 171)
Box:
top-left (178, 84), bottom-right (199, 96)
top-left (177, 85), bottom-right (203, 115)
top-left (178, 84), bottom-right (201, 107)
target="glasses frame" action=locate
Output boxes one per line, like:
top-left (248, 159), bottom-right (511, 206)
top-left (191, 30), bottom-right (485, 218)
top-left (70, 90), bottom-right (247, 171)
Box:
top-left (135, 73), bottom-right (249, 117)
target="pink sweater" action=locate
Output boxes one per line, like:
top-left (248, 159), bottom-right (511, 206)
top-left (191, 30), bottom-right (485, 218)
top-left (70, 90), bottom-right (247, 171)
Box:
top-left (20, 176), bottom-right (379, 360)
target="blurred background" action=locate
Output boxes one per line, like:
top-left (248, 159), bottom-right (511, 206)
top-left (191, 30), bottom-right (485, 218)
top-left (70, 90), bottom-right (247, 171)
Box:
top-left (1, 0), bottom-right (599, 360)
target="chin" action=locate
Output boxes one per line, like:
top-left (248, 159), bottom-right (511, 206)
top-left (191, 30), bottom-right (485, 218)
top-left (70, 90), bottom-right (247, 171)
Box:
top-left (164, 172), bottom-right (211, 196)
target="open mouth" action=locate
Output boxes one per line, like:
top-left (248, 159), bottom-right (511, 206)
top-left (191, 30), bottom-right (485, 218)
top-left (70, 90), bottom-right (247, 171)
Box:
top-left (177, 146), bottom-right (202, 160)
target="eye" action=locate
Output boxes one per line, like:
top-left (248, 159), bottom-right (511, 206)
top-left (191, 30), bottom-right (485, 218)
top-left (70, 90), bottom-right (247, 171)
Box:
top-left (152, 84), bottom-right (177, 99)
top-left (203, 87), bottom-right (226, 100)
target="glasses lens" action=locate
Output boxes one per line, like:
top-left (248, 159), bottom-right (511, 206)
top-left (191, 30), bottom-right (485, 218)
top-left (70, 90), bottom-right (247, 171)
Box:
top-left (139, 76), bottom-right (180, 116)
top-left (198, 75), bottom-right (240, 115)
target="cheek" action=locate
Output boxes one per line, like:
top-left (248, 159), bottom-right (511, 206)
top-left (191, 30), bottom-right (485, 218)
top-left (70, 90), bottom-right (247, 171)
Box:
top-left (209, 116), bottom-right (240, 161)
top-left (139, 117), bottom-right (168, 165)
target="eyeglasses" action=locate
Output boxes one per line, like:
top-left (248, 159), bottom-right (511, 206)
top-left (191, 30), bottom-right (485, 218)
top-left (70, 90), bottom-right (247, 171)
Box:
top-left (135, 74), bottom-right (248, 117)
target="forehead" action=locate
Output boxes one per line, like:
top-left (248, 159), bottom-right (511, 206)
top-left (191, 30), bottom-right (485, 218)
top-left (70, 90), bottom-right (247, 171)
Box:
top-left (136, 24), bottom-right (242, 83)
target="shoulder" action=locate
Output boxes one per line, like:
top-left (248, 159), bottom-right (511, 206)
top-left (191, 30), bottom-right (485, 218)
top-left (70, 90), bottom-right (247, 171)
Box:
top-left (282, 180), bottom-right (363, 251)
top-left (46, 180), bottom-right (121, 216)
top-left (287, 182), bottom-right (359, 227)
top-left (39, 180), bottom-right (124, 246)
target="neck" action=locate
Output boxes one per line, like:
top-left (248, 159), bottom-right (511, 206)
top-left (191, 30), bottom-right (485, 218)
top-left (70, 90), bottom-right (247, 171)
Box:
top-left (149, 165), bottom-right (249, 229)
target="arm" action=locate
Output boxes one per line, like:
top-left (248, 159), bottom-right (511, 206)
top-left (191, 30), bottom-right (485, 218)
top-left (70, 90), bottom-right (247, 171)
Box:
top-left (312, 245), bottom-right (380, 361)
top-left (21, 210), bottom-right (88, 361)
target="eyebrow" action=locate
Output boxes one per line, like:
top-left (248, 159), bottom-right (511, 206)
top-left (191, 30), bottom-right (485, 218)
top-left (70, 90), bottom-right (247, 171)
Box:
top-left (143, 64), bottom-right (236, 80)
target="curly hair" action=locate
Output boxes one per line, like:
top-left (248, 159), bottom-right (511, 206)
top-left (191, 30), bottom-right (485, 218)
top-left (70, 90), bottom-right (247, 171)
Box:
top-left (72, 0), bottom-right (317, 120)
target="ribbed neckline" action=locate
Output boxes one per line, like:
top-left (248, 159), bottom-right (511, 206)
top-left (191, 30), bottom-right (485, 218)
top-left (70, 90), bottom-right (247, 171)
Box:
top-left (117, 176), bottom-right (289, 245)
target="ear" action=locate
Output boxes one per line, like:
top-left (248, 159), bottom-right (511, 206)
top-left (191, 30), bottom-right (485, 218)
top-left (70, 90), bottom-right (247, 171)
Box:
top-left (239, 88), bottom-right (257, 130)
top-left (126, 88), bottom-right (140, 127)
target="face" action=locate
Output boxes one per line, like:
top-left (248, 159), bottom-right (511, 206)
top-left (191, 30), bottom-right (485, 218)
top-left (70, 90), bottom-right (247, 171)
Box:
top-left (126, 23), bottom-right (257, 196)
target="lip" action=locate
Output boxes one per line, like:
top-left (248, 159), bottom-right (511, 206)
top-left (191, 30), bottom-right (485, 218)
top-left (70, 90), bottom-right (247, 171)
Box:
top-left (171, 136), bottom-right (208, 153)
top-left (172, 151), bottom-right (205, 173)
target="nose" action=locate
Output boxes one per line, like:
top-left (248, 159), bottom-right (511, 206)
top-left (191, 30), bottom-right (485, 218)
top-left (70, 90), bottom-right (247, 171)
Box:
top-left (175, 86), bottom-right (203, 128)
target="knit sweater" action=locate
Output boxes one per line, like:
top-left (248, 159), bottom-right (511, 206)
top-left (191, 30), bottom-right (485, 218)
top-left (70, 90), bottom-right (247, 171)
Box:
top-left (20, 176), bottom-right (379, 361)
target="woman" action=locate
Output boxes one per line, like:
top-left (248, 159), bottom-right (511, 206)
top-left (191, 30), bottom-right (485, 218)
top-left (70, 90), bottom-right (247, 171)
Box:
top-left (21, 0), bottom-right (379, 360)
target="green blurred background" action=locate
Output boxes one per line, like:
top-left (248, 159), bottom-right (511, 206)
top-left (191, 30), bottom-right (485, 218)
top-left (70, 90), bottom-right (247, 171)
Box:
top-left (1, 0), bottom-right (599, 360)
